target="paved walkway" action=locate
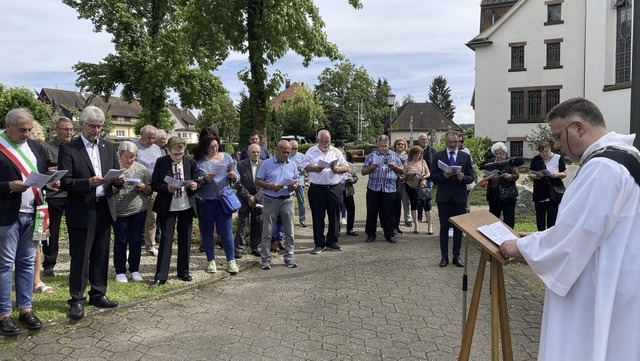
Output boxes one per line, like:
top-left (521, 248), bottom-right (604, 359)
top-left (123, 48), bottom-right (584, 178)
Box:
top-left (1, 168), bottom-right (544, 360)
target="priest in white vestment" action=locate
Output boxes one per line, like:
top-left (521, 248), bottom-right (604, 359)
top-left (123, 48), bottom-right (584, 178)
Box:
top-left (500, 98), bottom-right (640, 361)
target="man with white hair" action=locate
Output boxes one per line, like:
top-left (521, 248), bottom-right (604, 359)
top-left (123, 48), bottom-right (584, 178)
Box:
top-left (133, 125), bottom-right (164, 256)
top-left (59, 105), bottom-right (124, 319)
top-left (155, 129), bottom-right (168, 155)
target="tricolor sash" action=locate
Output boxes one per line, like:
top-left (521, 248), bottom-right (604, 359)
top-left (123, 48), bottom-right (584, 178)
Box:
top-left (0, 132), bottom-right (49, 239)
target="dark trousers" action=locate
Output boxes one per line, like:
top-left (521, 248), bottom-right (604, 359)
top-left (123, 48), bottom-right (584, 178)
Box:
top-left (365, 189), bottom-right (396, 240)
top-left (43, 197), bottom-right (66, 270)
top-left (343, 192), bottom-right (355, 232)
top-left (67, 201), bottom-right (112, 304)
top-left (155, 209), bottom-right (193, 281)
top-left (489, 202), bottom-right (516, 229)
top-left (113, 210), bottom-right (146, 274)
top-left (535, 201), bottom-right (559, 231)
top-left (437, 202), bottom-right (466, 259)
top-left (308, 184), bottom-right (342, 247)
top-left (234, 207), bottom-right (263, 253)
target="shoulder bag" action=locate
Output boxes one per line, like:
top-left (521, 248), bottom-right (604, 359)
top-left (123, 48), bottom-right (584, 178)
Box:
top-left (211, 179), bottom-right (241, 215)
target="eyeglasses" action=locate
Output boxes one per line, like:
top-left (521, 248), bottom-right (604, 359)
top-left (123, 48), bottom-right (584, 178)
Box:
top-left (57, 127), bottom-right (73, 132)
top-left (291, 148), bottom-right (298, 150)
top-left (552, 121), bottom-right (577, 142)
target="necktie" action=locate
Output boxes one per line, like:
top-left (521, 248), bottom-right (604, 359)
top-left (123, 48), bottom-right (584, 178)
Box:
top-left (173, 162), bottom-right (183, 198)
top-left (449, 151), bottom-right (455, 166)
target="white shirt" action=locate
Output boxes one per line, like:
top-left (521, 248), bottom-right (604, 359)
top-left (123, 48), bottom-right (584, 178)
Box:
top-left (300, 145), bottom-right (346, 185)
top-left (517, 132), bottom-right (640, 361)
top-left (80, 134), bottom-right (105, 197)
top-left (17, 142), bottom-right (36, 213)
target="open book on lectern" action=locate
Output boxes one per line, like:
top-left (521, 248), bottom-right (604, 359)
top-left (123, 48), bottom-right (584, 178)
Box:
top-left (477, 222), bottom-right (515, 246)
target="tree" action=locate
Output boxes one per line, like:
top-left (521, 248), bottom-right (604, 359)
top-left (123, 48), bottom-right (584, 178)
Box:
top-left (0, 86), bottom-right (55, 133)
top-left (63, 0), bottom-right (227, 131)
top-left (428, 75), bottom-right (456, 120)
top-left (196, 92), bottom-right (240, 143)
top-left (314, 61), bottom-right (378, 142)
top-left (402, 93), bottom-right (415, 105)
top-left (277, 85), bottom-right (325, 139)
top-left (526, 123), bottom-right (559, 152)
top-left (194, 0), bottom-right (362, 148)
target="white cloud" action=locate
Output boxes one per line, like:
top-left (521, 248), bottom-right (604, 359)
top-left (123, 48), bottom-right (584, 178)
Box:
top-left (0, 0), bottom-right (480, 123)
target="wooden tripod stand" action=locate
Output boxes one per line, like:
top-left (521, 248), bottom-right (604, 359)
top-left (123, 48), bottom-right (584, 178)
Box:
top-left (450, 210), bottom-right (517, 361)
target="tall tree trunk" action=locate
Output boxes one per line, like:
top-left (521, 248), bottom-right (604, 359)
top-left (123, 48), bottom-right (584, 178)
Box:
top-left (247, 0), bottom-right (268, 148)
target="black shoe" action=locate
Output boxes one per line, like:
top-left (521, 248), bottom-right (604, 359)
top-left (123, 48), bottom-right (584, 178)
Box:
top-left (453, 257), bottom-right (464, 267)
top-left (234, 253), bottom-right (243, 259)
top-left (1, 316), bottom-right (20, 336)
top-left (439, 257), bottom-right (449, 267)
top-left (365, 237), bottom-right (375, 243)
top-left (198, 243), bottom-right (205, 252)
top-left (149, 279), bottom-right (166, 287)
top-left (404, 221), bottom-right (412, 227)
top-left (88, 296), bottom-right (118, 309)
top-left (393, 228), bottom-right (404, 235)
top-left (299, 221), bottom-right (307, 227)
top-left (68, 303), bottom-right (85, 320)
top-left (18, 311), bottom-right (42, 330)
top-left (251, 250), bottom-right (261, 257)
top-left (346, 230), bottom-right (358, 236)
top-left (387, 237), bottom-right (397, 244)
top-left (43, 268), bottom-right (55, 277)
top-left (178, 274), bottom-right (192, 282)
top-left (327, 244), bottom-right (342, 251)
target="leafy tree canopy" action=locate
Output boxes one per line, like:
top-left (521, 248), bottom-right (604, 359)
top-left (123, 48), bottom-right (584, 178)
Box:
top-left (63, 0), bottom-right (228, 131)
top-left (277, 85), bottom-right (325, 139)
top-left (0, 86), bottom-right (55, 132)
top-left (196, 91), bottom-right (240, 143)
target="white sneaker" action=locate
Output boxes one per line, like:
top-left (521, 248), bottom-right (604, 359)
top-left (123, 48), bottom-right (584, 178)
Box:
top-left (148, 247), bottom-right (159, 256)
top-left (115, 273), bottom-right (128, 283)
top-left (130, 272), bottom-right (144, 282)
top-left (448, 228), bottom-right (454, 238)
top-left (341, 217), bottom-right (347, 226)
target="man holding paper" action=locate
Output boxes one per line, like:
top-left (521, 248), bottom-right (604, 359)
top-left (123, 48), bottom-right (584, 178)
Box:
top-left (255, 140), bottom-right (300, 269)
top-left (0, 108), bottom-right (56, 335)
top-left (500, 98), bottom-right (640, 360)
top-left (430, 131), bottom-right (474, 267)
top-left (58, 106), bottom-right (124, 319)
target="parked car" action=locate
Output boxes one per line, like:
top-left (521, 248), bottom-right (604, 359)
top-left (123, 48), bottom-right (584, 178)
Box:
top-left (281, 135), bottom-right (309, 144)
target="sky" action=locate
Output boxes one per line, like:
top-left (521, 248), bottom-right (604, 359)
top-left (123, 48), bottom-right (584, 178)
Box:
top-left (0, 0), bottom-right (481, 124)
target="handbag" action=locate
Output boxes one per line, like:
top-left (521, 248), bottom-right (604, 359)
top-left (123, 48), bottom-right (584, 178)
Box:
top-left (498, 184), bottom-right (518, 201)
top-left (418, 185), bottom-right (432, 202)
top-left (548, 183), bottom-right (565, 204)
top-left (211, 178), bottom-right (242, 215)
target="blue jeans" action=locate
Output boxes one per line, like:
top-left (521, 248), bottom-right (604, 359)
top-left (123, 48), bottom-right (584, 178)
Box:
top-left (113, 210), bottom-right (146, 274)
top-left (199, 199), bottom-right (235, 261)
top-left (0, 212), bottom-right (36, 315)
top-left (295, 186), bottom-right (306, 222)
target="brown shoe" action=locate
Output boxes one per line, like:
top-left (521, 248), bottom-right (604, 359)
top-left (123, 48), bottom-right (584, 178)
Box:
top-left (277, 241), bottom-right (285, 251)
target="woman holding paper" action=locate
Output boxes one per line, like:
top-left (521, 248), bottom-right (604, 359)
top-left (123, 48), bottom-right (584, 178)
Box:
top-left (404, 146), bottom-right (431, 234)
top-left (483, 142), bottom-right (519, 228)
top-left (112, 141), bottom-right (152, 283)
top-left (150, 137), bottom-right (199, 286)
top-left (193, 134), bottom-right (240, 275)
top-left (528, 141), bottom-right (567, 231)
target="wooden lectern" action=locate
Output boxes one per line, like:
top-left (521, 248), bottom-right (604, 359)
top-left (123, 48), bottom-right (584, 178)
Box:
top-left (450, 210), bottom-right (518, 361)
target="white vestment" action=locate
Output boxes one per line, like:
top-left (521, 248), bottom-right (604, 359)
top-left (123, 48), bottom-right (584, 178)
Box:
top-left (517, 132), bottom-right (640, 361)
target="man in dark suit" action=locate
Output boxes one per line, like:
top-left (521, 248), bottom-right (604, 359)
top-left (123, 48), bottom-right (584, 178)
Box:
top-left (58, 106), bottom-right (124, 319)
top-left (431, 131), bottom-right (475, 268)
top-left (234, 144), bottom-right (264, 257)
top-left (0, 108), bottom-right (53, 335)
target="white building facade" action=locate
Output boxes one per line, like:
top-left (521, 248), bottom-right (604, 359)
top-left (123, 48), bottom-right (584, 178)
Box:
top-left (469, 0), bottom-right (632, 159)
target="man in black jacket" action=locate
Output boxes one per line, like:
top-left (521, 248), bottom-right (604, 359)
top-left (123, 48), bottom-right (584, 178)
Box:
top-left (58, 106), bottom-right (124, 319)
top-left (0, 108), bottom-right (54, 335)
top-left (431, 131), bottom-right (475, 267)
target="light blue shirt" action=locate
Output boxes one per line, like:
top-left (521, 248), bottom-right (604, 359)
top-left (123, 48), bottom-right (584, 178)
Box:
top-left (196, 153), bottom-right (238, 200)
top-left (288, 152), bottom-right (305, 187)
top-left (256, 156), bottom-right (299, 198)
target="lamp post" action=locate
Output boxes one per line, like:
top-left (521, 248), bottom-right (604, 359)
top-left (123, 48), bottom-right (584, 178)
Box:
top-left (314, 119), bottom-right (319, 139)
top-left (409, 115), bottom-right (414, 145)
top-left (386, 92), bottom-right (395, 137)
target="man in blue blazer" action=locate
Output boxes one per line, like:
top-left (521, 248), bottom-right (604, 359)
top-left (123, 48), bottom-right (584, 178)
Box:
top-left (58, 106), bottom-right (124, 319)
top-left (431, 131), bottom-right (475, 267)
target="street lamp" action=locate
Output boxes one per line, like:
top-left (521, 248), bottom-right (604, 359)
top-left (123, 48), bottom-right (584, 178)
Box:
top-left (386, 92), bottom-right (395, 136)
top-left (409, 115), bottom-right (414, 145)
top-left (314, 119), bottom-right (319, 139)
